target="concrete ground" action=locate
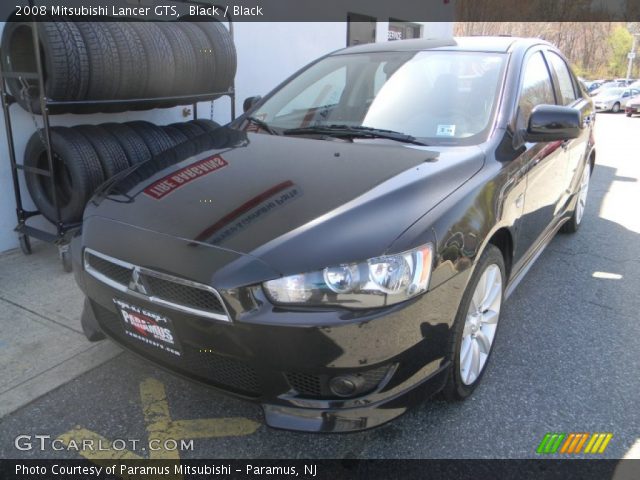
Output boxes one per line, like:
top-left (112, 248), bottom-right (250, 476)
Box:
top-left (0, 114), bottom-right (638, 460)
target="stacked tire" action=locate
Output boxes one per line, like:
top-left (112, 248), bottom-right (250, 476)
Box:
top-left (1, 21), bottom-right (236, 113)
top-left (24, 120), bottom-right (220, 223)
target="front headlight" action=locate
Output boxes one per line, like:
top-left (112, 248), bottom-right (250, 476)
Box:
top-left (263, 243), bottom-right (434, 309)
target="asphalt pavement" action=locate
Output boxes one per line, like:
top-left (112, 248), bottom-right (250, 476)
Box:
top-left (0, 113), bottom-right (638, 460)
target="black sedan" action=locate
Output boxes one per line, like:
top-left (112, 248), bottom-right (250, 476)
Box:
top-left (73, 37), bottom-right (596, 432)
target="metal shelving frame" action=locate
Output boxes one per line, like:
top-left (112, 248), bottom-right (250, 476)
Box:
top-left (0, 1), bottom-right (235, 270)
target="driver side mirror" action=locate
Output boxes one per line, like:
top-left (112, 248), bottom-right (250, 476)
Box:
top-left (243, 95), bottom-right (262, 113)
top-left (523, 105), bottom-right (581, 143)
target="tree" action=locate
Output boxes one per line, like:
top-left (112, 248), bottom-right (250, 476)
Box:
top-left (608, 26), bottom-right (633, 77)
top-left (453, 22), bottom-right (630, 79)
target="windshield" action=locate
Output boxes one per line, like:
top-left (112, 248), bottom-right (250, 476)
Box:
top-left (252, 50), bottom-right (508, 146)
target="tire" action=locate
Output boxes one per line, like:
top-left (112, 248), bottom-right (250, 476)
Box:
top-left (163, 126), bottom-right (190, 146)
top-left (175, 22), bottom-right (216, 94)
top-left (100, 123), bottom-right (152, 166)
top-left (194, 21), bottom-right (237, 94)
top-left (157, 22), bottom-right (198, 96)
top-left (19, 234), bottom-right (32, 255)
top-left (626, 112), bottom-right (632, 117)
top-left (74, 125), bottom-right (130, 178)
top-left (129, 22), bottom-right (176, 99)
top-left (561, 161), bottom-right (591, 234)
top-left (1, 21), bottom-right (89, 113)
top-left (190, 119), bottom-right (221, 132)
top-left (59, 245), bottom-right (72, 273)
top-left (24, 127), bottom-right (104, 224)
top-left (125, 121), bottom-right (176, 156)
top-left (168, 122), bottom-right (206, 139)
top-left (75, 22), bottom-right (120, 101)
top-left (102, 23), bottom-right (148, 100)
top-left (612, 102), bottom-right (621, 113)
top-left (442, 245), bottom-right (505, 401)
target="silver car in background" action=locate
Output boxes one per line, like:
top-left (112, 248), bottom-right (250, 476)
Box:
top-left (593, 87), bottom-right (640, 113)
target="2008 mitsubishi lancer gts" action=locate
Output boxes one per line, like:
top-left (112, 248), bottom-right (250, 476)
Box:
top-left (73, 36), bottom-right (595, 432)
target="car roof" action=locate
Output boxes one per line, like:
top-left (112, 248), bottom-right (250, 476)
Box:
top-left (332, 36), bottom-right (550, 55)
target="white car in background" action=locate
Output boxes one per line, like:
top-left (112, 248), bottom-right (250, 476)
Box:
top-left (593, 87), bottom-right (640, 113)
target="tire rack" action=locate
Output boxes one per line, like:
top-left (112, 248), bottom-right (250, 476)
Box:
top-left (0, 3), bottom-right (235, 271)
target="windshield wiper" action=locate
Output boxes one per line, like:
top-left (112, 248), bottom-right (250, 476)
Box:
top-left (283, 124), bottom-right (428, 146)
top-left (246, 116), bottom-right (281, 135)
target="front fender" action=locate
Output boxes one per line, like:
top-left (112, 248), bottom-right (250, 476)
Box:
top-left (389, 146), bottom-right (524, 292)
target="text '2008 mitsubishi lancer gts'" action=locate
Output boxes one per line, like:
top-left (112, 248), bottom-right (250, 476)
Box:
top-left (73, 37), bottom-right (595, 432)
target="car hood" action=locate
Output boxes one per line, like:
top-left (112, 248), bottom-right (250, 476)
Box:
top-left (87, 128), bottom-right (484, 277)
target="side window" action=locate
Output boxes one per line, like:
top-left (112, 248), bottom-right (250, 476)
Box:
top-left (517, 51), bottom-right (555, 127)
top-left (547, 52), bottom-right (578, 105)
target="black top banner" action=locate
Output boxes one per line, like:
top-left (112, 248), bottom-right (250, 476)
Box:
top-left (2, 0), bottom-right (640, 22)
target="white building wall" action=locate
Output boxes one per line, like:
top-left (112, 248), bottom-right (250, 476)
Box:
top-left (0, 21), bottom-right (452, 252)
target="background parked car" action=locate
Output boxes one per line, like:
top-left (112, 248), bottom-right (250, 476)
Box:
top-left (593, 87), bottom-right (640, 112)
top-left (590, 80), bottom-right (631, 96)
top-left (585, 80), bottom-right (605, 93)
top-left (614, 78), bottom-right (637, 86)
top-left (625, 94), bottom-right (640, 117)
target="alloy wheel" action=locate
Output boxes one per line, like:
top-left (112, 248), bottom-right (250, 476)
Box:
top-left (459, 264), bottom-right (502, 385)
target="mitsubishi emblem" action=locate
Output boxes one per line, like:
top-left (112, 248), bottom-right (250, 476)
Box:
top-left (129, 267), bottom-right (148, 295)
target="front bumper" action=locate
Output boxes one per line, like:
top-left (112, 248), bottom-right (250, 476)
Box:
top-left (72, 226), bottom-right (468, 432)
top-left (594, 103), bottom-right (613, 112)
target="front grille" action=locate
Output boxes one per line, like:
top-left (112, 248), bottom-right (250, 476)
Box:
top-left (142, 274), bottom-right (224, 313)
top-left (86, 253), bottom-right (133, 286)
top-left (286, 365), bottom-right (390, 399)
top-left (84, 249), bottom-right (229, 321)
top-left (286, 372), bottom-right (323, 397)
top-left (92, 301), bottom-right (260, 396)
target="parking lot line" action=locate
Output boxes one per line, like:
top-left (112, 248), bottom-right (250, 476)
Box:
top-left (140, 377), bottom-right (260, 459)
top-left (56, 377), bottom-right (260, 463)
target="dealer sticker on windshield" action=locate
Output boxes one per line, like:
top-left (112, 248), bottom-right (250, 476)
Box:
top-left (114, 299), bottom-right (182, 357)
top-left (436, 124), bottom-right (456, 137)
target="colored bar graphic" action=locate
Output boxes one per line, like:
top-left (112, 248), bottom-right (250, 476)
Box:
top-left (537, 433), bottom-right (613, 454)
top-left (536, 433), bottom-right (551, 454)
top-left (598, 433), bottom-right (613, 453)
top-left (536, 433), bottom-right (565, 454)
top-left (573, 433), bottom-right (589, 453)
top-left (537, 433), bottom-right (552, 454)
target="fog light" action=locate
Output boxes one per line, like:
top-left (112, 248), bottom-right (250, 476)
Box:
top-left (329, 375), bottom-right (365, 397)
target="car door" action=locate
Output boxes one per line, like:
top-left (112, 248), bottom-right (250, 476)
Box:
top-left (512, 50), bottom-right (569, 263)
top-left (544, 50), bottom-right (592, 207)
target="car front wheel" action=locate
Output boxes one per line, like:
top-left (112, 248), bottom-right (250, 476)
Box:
top-left (561, 161), bottom-right (591, 234)
top-left (442, 245), bottom-right (505, 400)
top-left (612, 102), bottom-right (621, 113)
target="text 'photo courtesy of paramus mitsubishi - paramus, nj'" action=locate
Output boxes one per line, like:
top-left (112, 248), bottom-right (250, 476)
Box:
top-left (73, 37), bottom-right (596, 432)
